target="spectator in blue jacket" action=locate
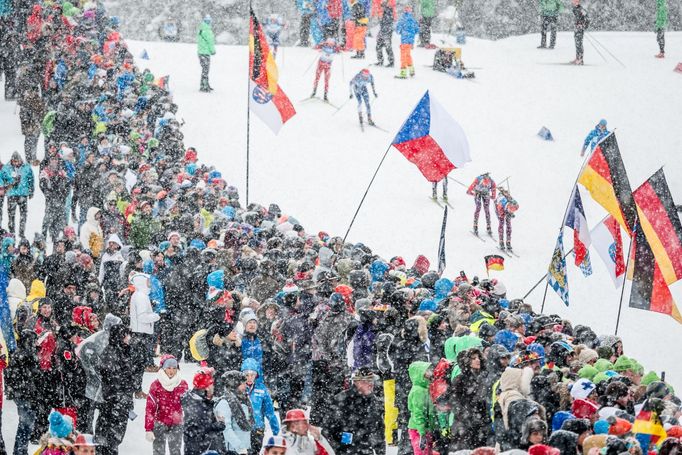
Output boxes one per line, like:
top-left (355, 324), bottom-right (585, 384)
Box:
top-left (143, 259), bottom-right (167, 314)
top-left (1, 152), bottom-right (34, 239)
top-left (242, 358), bottom-right (280, 455)
top-left (241, 311), bottom-right (264, 371)
top-left (395, 6), bottom-right (419, 78)
top-left (581, 119), bottom-right (609, 156)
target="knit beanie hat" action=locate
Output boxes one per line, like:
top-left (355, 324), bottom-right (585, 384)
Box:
top-left (578, 365), bottom-right (599, 381)
top-left (49, 410), bottom-right (74, 438)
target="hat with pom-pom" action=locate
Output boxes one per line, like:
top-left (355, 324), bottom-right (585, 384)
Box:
top-left (49, 410), bottom-right (74, 438)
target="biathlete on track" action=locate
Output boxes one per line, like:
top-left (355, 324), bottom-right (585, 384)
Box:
top-left (349, 68), bottom-right (378, 127)
top-left (467, 172), bottom-right (497, 236)
top-left (496, 187), bottom-right (519, 251)
top-left (311, 37), bottom-right (342, 101)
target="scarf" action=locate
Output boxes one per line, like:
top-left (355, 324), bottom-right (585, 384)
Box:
top-left (223, 390), bottom-right (254, 432)
top-left (157, 368), bottom-right (182, 392)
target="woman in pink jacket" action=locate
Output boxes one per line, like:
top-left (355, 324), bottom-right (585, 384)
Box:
top-left (144, 354), bottom-right (189, 455)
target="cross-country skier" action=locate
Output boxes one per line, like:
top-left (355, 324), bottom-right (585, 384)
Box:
top-left (581, 119), bottom-right (609, 156)
top-left (432, 177), bottom-right (448, 201)
top-left (467, 172), bottom-right (496, 236)
top-left (264, 14), bottom-right (285, 57)
top-left (496, 187), bottom-right (519, 251)
top-left (311, 37), bottom-right (342, 101)
top-left (349, 69), bottom-right (378, 127)
top-left (571, 0), bottom-right (589, 65)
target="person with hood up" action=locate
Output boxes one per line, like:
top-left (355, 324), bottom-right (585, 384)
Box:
top-left (7, 277), bottom-right (26, 321)
top-left (197, 15), bottom-right (216, 92)
top-left (144, 354), bottom-right (188, 455)
top-left (548, 429), bottom-right (579, 455)
top-left (79, 207), bottom-right (104, 259)
top-left (1, 151), bottom-right (34, 239)
top-left (95, 323), bottom-right (136, 455)
top-left (444, 333), bottom-right (483, 378)
top-left (241, 358), bottom-right (280, 454)
top-left (494, 366), bottom-right (536, 450)
top-left (310, 292), bottom-right (354, 425)
top-left (214, 370), bottom-right (255, 454)
top-left (450, 347), bottom-right (490, 451)
top-left (182, 366), bottom-right (225, 454)
top-left (11, 239), bottom-right (35, 290)
top-left (76, 313), bottom-right (122, 433)
top-left (406, 361), bottom-right (436, 455)
top-left (129, 271), bottom-right (161, 396)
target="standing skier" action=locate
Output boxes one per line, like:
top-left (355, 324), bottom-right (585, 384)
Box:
top-left (197, 15), bottom-right (216, 92)
top-left (655, 0), bottom-right (667, 58)
top-left (571, 0), bottom-right (588, 65)
top-left (395, 6), bottom-right (420, 78)
top-left (264, 14), bottom-right (285, 58)
top-left (467, 172), bottom-right (496, 236)
top-left (432, 177), bottom-right (448, 201)
top-left (311, 37), bottom-right (342, 101)
top-left (581, 119), bottom-right (609, 156)
top-left (375, 1), bottom-right (395, 67)
top-left (538, 0), bottom-right (562, 49)
top-left (349, 69), bottom-right (378, 127)
top-left (496, 188), bottom-right (519, 251)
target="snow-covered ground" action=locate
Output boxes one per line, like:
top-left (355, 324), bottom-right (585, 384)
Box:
top-left (1, 30), bottom-right (681, 452)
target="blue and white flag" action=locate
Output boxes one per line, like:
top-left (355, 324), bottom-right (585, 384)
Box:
top-left (548, 230), bottom-right (570, 306)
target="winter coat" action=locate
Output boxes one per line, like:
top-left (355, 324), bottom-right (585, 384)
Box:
top-left (241, 332), bottom-right (264, 371)
top-left (100, 337), bottom-right (136, 403)
top-left (5, 331), bottom-right (40, 403)
top-left (326, 385), bottom-right (386, 454)
top-left (656, 0), bottom-right (668, 29)
top-left (197, 21), bottom-right (216, 55)
top-left (408, 361), bottom-right (437, 435)
top-left (395, 12), bottom-right (419, 44)
top-left (539, 0), bottom-right (563, 16)
top-left (582, 125), bottom-right (609, 151)
top-left (497, 366), bottom-right (534, 430)
top-left (129, 273), bottom-right (160, 334)
top-left (80, 207), bottom-right (104, 258)
top-left (215, 393), bottom-right (253, 452)
top-left (282, 429), bottom-right (336, 455)
top-left (10, 258), bottom-right (33, 298)
top-left (55, 336), bottom-right (88, 409)
top-left (144, 370), bottom-right (189, 431)
top-left (573, 4), bottom-right (589, 30)
top-left (129, 213), bottom-right (161, 249)
top-left (1, 162), bottom-right (34, 197)
top-left (378, 5), bottom-right (394, 37)
top-left (420, 0), bottom-right (435, 18)
top-left (279, 310), bottom-right (314, 377)
top-left (444, 334), bottom-right (483, 379)
top-left (39, 166), bottom-right (69, 202)
top-left (312, 308), bottom-right (353, 367)
top-left (19, 90), bottom-right (45, 136)
top-left (450, 348), bottom-right (490, 450)
top-left (351, 1), bottom-right (369, 26)
top-left (74, 162), bottom-right (99, 210)
top-left (243, 358), bottom-right (279, 432)
top-left (182, 389), bottom-right (226, 455)
top-left (248, 273), bottom-right (280, 303)
top-left (77, 313), bottom-right (122, 402)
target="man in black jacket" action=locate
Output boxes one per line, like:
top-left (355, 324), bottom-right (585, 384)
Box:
top-left (325, 368), bottom-right (386, 455)
top-left (375, 1), bottom-right (395, 67)
top-left (571, 0), bottom-right (589, 65)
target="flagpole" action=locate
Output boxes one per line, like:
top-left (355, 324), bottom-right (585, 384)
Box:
top-left (246, 0), bottom-right (253, 206)
top-left (614, 223), bottom-right (635, 336)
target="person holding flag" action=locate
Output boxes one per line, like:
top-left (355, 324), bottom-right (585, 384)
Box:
top-left (467, 172), bottom-right (496, 237)
top-left (349, 69), bottom-right (378, 128)
top-left (581, 119), bottom-right (609, 156)
top-left (496, 187), bottom-right (519, 251)
top-left (197, 15), bottom-right (216, 92)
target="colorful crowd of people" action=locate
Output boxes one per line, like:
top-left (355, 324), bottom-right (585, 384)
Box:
top-left (0, 1), bottom-right (680, 455)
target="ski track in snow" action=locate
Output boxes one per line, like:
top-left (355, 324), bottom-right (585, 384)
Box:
top-left (1, 30), bottom-right (681, 452)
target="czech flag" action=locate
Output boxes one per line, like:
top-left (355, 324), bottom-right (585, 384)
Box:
top-left (564, 186), bottom-right (592, 275)
top-left (249, 8), bottom-right (295, 134)
top-left (392, 91), bottom-right (471, 183)
top-left (590, 215), bottom-right (625, 287)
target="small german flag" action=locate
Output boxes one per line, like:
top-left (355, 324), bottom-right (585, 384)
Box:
top-left (485, 255), bottom-right (505, 272)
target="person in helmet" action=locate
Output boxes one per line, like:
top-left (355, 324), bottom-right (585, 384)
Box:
top-left (496, 187), bottom-right (519, 251)
top-left (263, 13), bottom-right (285, 57)
top-left (349, 69), bottom-right (378, 127)
top-left (311, 38), bottom-right (342, 101)
top-left (467, 172), bottom-right (497, 236)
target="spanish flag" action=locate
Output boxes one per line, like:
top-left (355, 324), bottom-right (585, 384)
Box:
top-left (632, 399), bottom-right (668, 453)
top-left (577, 134), bottom-right (637, 235)
top-left (485, 255), bottom-right (505, 272)
top-left (249, 9), bottom-right (295, 134)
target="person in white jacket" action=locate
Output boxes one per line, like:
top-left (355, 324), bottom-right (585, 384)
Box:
top-left (129, 272), bottom-right (160, 398)
top-left (79, 207), bottom-right (104, 259)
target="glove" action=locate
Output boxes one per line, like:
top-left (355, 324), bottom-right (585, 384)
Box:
top-left (349, 93), bottom-right (353, 99)
top-left (145, 431), bottom-right (155, 442)
top-left (440, 427), bottom-right (450, 438)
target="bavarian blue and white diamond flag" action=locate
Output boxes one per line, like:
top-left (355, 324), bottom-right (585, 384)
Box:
top-left (548, 230), bottom-right (570, 306)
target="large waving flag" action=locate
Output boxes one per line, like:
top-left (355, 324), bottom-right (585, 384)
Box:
top-left (632, 399), bottom-right (668, 453)
top-left (547, 231), bottom-right (570, 306)
top-left (564, 186), bottom-right (592, 276)
top-left (577, 134), bottom-right (637, 235)
top-left (590, 215), bottom-right (625, 287)
top-left (249, 9), bottom-right (295, 134)
top-left (392, 91), bottom-right (471, 182)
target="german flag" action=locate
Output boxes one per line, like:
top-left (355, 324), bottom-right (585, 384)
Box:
top-left (629, 225), bottom-right (682, 323)
top-left (485, 255), bottom-right (505, 272)
top-left (632, 399), bottom-right (668, 453)
top-left (577, 134), bottom-right (637, 234)
top-left (633, 169), bottom-right (682, 285)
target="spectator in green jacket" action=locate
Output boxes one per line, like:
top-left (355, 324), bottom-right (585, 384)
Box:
top-left (129, 201), bottom-right (161, 249)
top-left (197, 15), bottom-right (216, 92)
top-left (655, 0), bottom-right (668, 58)
top-left (538, 0), bottom-right (562, 49)
top-left (418, 0), bottom-right (436, 48)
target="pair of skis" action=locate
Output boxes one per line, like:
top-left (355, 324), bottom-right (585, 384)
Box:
top-left (431, 196), bottom-right (453, 209)
top-left (302, 96), bottom-right (389, 133)
top-left (469, 229), bottom-right (520, 257)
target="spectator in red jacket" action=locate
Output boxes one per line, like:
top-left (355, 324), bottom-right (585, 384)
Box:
top-left (144, 354), bottom-right (188, 455)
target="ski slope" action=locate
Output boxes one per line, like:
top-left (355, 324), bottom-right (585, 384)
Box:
top-left (0, 30), bottom-right (681, 451)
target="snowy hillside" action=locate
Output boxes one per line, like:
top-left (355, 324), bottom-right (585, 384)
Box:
top-left (1, 30), bottom-right (681, 451)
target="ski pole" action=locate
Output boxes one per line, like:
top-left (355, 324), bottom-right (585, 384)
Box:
top-left (302, 55), bottom-right (318, 76)
top-left (332, 97), bottom-right (351, 116)
top-left (584, 33), bottom-right (608, 64)
top-left (587, 33), bottom-right (626, 68)
top-left (447, 176), bottom-right (468, 188)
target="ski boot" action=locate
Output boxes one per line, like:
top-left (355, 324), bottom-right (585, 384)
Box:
top-left (396, 68), bottom-right (408, 79)
top-left (487, 225), bottom-right (492, 236)
top-left (442, 195), bottom-right (448, 202)
top-left (323, 92), bottom-right (329, 102)
top-left (506, 242), bottom-right (513, 251)
top-left (367, 115), bottom-right (375, 126)
top-left (499, 241), bottom-right (505, 250)
top-left (310, 89), bottom-right (317, 98)
top-left (358, 112), bottom-right (364, 126)
top-left (655, 52), bottom-right (665, 59)
top-left (473, 224), bottom-right (478, 236)
top-left (409, 66), bottom-right (415, 77)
